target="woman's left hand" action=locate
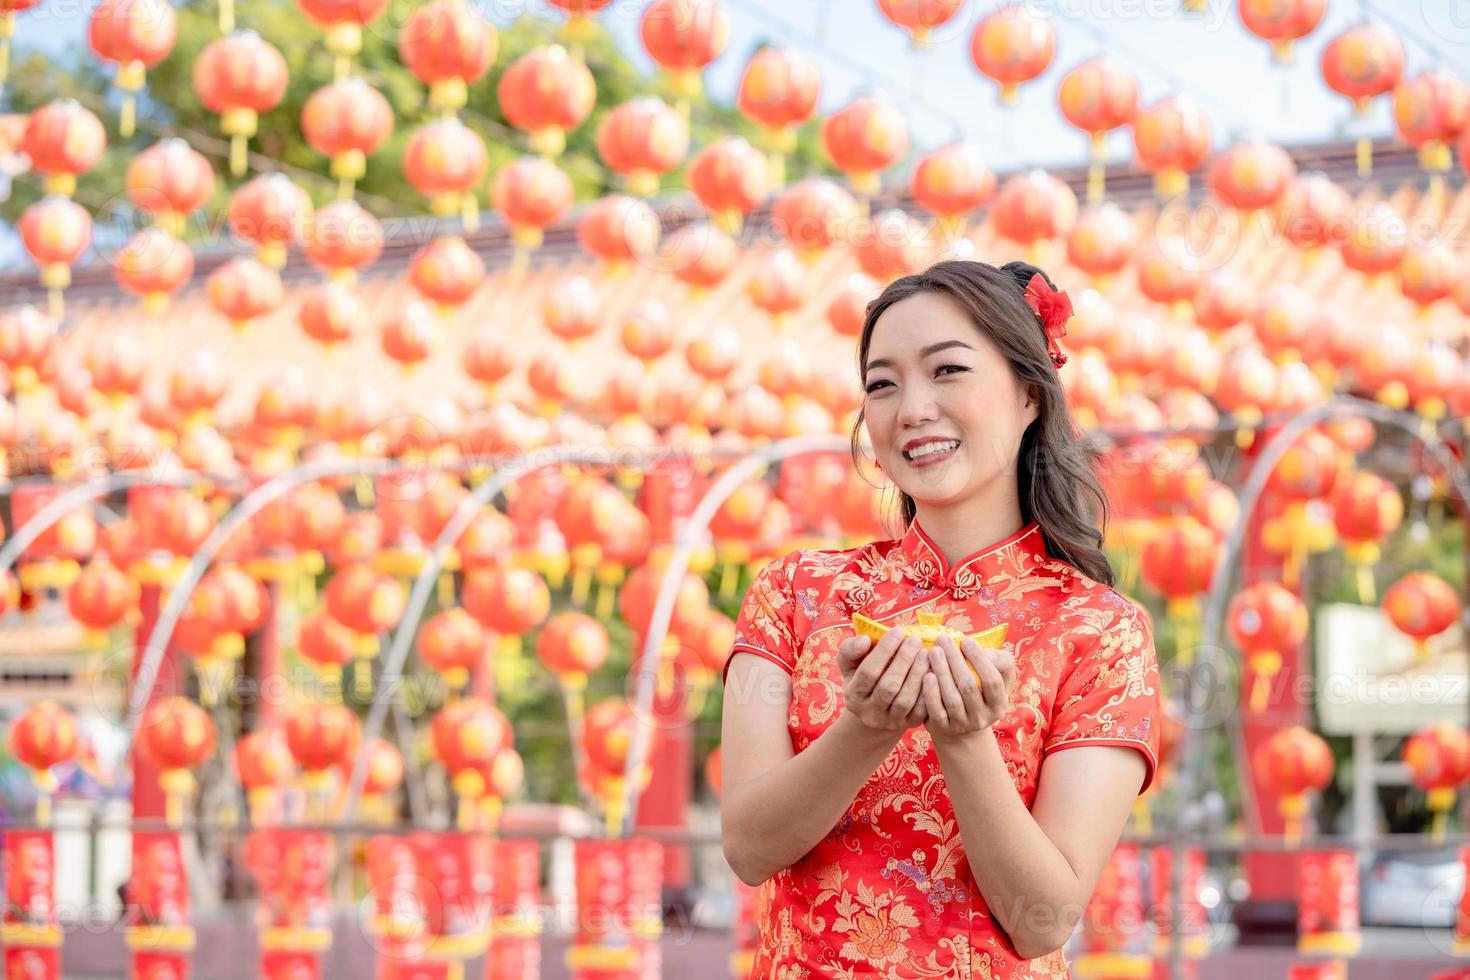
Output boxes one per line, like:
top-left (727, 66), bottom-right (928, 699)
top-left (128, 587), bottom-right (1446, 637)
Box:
top-left (921, 634), bottom-right (1017, 740)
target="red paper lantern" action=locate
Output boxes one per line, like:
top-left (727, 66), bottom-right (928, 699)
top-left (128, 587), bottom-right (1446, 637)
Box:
top-left (582, 698), bottom-right (639, 772)
top-left (745, 247), bottom-right (806, 322)
top-left (88, 0), bottom-right (176, 137)
top-left (688, 137), bottom-right (769, 232)
top-left (821, 96), bottom-right (907, 197)
top-left (9, 700), bottom-right (80, 774)
top-left (498, 45), bottom-right (595, 157)
top-left (0, 304), bottom-right (55, 393)
top-left (430, 697), bottom-right (509, 778)
top-left (301, 77), bottom-right (394, 195)
top-left (666, 222), bottom-right (739, 292)
top-left (578, 194), bottom-right (661, 269)
top-left (324, 563), bottom-right (406, 635)
top-left (463, 567), bottom-right (551, 638)
top-left (297, 281), bottom-right (360, 348)
top-left (125, 138), bottom-right (214, 237)
top-left (193, 30), bottom-right (289, 175)
top-left (1394, 70), bottom-right (1470, 178)
top-left (417, 607), bottom-right (486, 689)
top-left (970, 5), bottom-right (1054, 105)
top-left (207, 258), bottom-right (283, 333)
top-left (1208, 141), bottom-right (1296, 212)
top-left (1382, 572), bottom-right (1459, 660)
top-left (113, 228), bottom-right (193, 313)
top-left (910, 144), bottom-right (995, 234)
top-left (1399, 241), bottom-right (1457, 312)
top-left (297, 609), bottom-right (356, 675)
top-left (878, 0), bottom-right (963, 45)
top-left (1132, 96), bottom-right (1211, 198)
top-left (827, 272), bottom-right (879, 338)
top-left (619, 561), bottom-right (708, 636)
top-left (65, 556), bottom-right (134, 642)
top-left (491, 156), bottom-right (574, 251)
top-left (1067, 202), bottom-right (1135, 279)
top-left (296, 0), bottom-right (388, 72)
top-left (1139, 516), bottom-right (1218, 606)
top-left (236, 729), bottom-right (295, 793)
top-left (737, 46), bottom-right (820, 150)
top-left (285, 702), bottom-right (360, 774)
top-left (1229, 581), bottom-right (1309, 712)
top-left (1404, 723), bottom-right (1470, 836)
top-left (852, 209), bottom-right (931, 282)
top-left (303, 200), bottom-right (382, 283)
top-left (399, 0), bottom-right (497, 112)
top-left (1337, 200), bottom-right (1405, 277)
top-left (227, 173), bottom-right (312, 269)
top-left (407, 235), bottom-right (485, 310)
top-left (1058, 57), bottom-right (1138, 202)
top-left (686, 323), bottom-right (741, 382)
top-left (22, 99), bottom-right (106, 197)
top-left (1253, 725), bottom-right (1333, 844)
top-left (1276, 173), bottom-right (1351, 253)
top-left (990, 170), bottom-right (1077, 246)
top-left (140, 696), bottom-right (217, 772)
top-left (403, 118), bottom-right (488, 227)
top-left (547, 0), bottom-right (612, 39)
top-left (770, 178), bottom-right (859, 255)
top-left (19, 195), bottom-right (91, 316)
top-left (1136, 237), bottom-right (1202, 308)
top-left (460, 332), bottom-right (514, 397)
top-left (596, 97), bottom-right (689, 197)
top-left (376, 301), bottom-right (438, 370)
top-left (640, 0), bottom-right (729, 98)
top-left (1239, 0), bottom-right (1327, 62)
top-left (537, 611), bottom-right (610, 686)
top-left (1321, 21), bottom-right (1404, 111)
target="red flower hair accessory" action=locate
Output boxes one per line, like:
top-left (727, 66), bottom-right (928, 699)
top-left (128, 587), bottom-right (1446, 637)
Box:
top-left (1023, 273), bottom-right (1072, 369)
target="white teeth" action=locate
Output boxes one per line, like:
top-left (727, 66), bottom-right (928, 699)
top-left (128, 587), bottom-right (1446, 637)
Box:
top-left (904, 440), bottom-right (959, 460)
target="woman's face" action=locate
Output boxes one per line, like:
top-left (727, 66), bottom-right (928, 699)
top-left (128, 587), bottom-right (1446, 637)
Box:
top-left (862, 291), bottom-right (1038, 512)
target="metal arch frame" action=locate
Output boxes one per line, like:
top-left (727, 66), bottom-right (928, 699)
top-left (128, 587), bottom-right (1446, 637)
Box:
top-left (0, 472), bottom-right (211, 574)
top-left (341, 445), bottom-right (707, 821)
top-left (123, 456), bottom-right (418, 736)
top-left (617, 434), bottom-right (850, 836)
top-left (1165, 395), bottom-right (1470, 979)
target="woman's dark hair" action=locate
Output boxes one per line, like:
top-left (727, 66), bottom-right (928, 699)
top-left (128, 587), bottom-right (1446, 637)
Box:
top-left (849, 259), bottom-right (1115, 586)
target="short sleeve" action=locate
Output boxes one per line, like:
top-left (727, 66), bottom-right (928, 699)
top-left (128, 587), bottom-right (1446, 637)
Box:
top-left (1043, 596), bottom-right (1161, 794)
top-left (724, 551), bottom-right (803, 683)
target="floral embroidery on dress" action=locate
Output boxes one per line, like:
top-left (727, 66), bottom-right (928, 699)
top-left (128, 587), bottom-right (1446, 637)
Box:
top-left (728, 520), bottom-right (1161, 978)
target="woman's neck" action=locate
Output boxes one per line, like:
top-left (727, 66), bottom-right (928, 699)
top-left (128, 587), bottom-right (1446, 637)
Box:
top-left (912, 492), bottom-right (1027, 567)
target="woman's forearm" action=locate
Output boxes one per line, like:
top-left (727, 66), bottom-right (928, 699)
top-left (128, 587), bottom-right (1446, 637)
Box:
top-left (933, 729), bottom-right (1083, 959)
top-left (722, 711), bottom-right (903, 886)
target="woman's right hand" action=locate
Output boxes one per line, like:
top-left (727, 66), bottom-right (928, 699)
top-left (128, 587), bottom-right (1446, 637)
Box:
top-left (837, 628), bottom-right (929, 732)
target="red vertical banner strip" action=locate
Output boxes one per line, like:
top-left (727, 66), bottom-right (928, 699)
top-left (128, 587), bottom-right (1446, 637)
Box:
top-left (127, 831), bottom-right (194, 976)
top-left (3, 830), bottom-right (63, 980)
top-left (1149, 845), bottom-right (1209, 959)
top-left (247, 828), bottom-right (336, 974)
top-left (1296, 850), bottom-right (1361, 958)
top-left (486, 838), bottom-right (542, 980)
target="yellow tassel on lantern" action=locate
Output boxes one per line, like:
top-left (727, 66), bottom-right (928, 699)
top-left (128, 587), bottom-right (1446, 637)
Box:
top-left (453, 769), bottom-right (486, 831)
top-left (1167, 597), bottom-right (1198, 665)
top-left (1280, 793), bottom-right (1308, 848)
top-left (1249, 650), bottom-right (1281, 713)
top-left (160, 768), bottom-right (195, 828)
top-left (1428, 786), bottom-right (1456, 843)
top-left (1343, 541), bottom-right (1379, 603)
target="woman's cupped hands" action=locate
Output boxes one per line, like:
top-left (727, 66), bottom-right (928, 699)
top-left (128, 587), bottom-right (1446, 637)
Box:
top-left (837, 628), bottom-right (1016, 739)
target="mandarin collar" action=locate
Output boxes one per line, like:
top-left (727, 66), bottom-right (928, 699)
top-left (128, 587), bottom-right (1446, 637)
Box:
top-left (897, 520), bottom-right (1047, 599)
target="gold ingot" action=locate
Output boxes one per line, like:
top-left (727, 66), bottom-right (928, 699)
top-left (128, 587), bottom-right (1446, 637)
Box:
top-left (851, 611), bottom-right (1008, 683)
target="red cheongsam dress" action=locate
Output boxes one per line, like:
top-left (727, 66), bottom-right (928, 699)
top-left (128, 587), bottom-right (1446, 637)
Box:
top-left (725, 520), bottom-right (1161, 979)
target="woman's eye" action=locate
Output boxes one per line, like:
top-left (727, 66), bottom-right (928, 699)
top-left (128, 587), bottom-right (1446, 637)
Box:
top-left (863, 379), bottom-right (892, 394)
top-left (936, 364), bottom-right (970, 377)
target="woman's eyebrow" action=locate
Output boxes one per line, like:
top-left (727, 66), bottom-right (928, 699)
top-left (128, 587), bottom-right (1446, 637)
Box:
top-left (865, 339), bottom-right (976, 373)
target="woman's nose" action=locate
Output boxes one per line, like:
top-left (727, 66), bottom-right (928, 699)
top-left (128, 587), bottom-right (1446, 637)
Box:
top-left (897, 379), bottom-right (939, 427)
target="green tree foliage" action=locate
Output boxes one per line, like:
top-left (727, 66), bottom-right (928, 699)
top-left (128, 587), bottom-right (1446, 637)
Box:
top-left (3, 1), bottom-right (828, 233)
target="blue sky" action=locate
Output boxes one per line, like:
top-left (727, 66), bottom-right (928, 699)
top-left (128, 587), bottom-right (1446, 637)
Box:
top-left (5, 0), bottom-right (1469, 271)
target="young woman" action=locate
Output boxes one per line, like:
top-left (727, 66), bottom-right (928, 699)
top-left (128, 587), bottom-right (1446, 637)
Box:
top-left (720, 260), bottom-right (1160, 978)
